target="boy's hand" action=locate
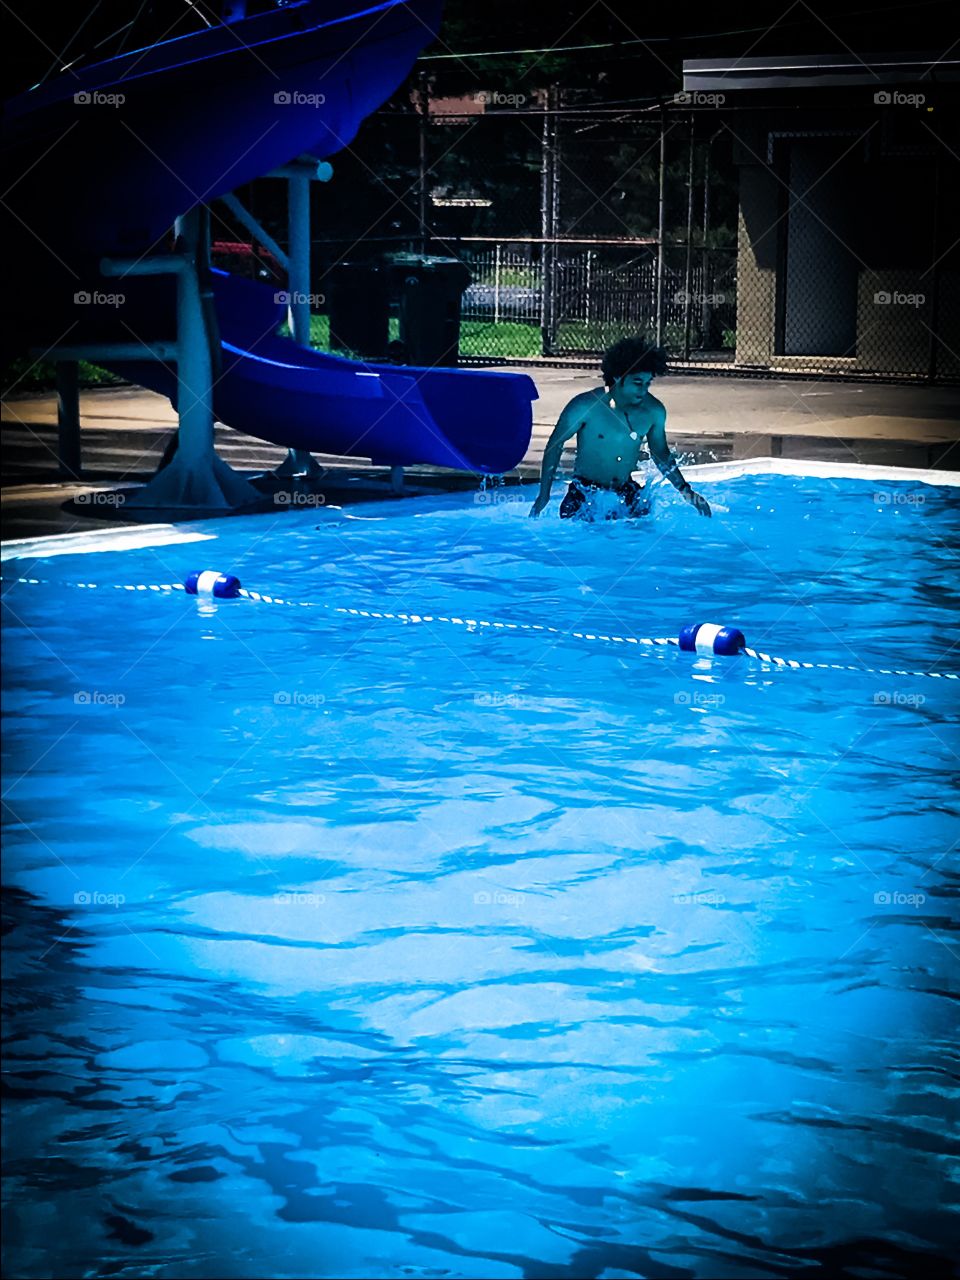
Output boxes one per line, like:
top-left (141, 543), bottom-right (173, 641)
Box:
top-left (683, 488), bottom-right (712, 518)
top-left (529, 493), bottom-right (550, 518)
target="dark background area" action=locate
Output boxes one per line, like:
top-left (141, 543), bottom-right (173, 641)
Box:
top-left (3, 0), bottom-right (957, 378)
top-left (4, 0), bottom-right (957, 98)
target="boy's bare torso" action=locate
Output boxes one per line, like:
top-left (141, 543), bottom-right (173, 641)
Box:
top-left (567, 388), bottom-right (664, 487)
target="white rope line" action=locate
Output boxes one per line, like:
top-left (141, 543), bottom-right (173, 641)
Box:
top-left (4, 576), bottom-right (957, 681)
top-left (741, 645), bottom-right (956, 679)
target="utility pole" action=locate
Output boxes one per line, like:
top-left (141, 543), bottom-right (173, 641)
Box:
top-left (418, 69), bottom-right (429, 255)
top-left (701, 128), bottom-right (721, 350)
top-left (927, 136), bottom-right (941, 383)
top-left (682, 113), bottom-right (695, 361)
top-left (701, 134), bottom-right (712, 349)
top-left (540, 84), bottom-right (559, 356)
top-left (550, 86), bottom-right (561, 348)
top-left (655, 104), bottom-right (666, 347)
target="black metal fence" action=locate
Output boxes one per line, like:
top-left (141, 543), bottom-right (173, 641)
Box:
top-left (452, 240), bottom-right (737, 362)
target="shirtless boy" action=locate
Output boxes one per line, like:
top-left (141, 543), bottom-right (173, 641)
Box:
top-left (529, 337), bottom-right (711, 520)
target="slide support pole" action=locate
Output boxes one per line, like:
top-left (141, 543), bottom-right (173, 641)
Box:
top-left (278, 167), bottom-right (322, 477)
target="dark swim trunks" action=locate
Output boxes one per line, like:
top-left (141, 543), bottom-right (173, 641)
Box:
top-left (559, 477), bottom-right (650, 520)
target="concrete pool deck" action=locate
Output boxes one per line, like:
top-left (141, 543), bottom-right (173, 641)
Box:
top-left (2, 368), bottom-right (958, 540)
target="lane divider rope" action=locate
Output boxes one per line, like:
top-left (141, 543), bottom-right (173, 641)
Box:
top-left (3, 575), bottom-right (957, 681)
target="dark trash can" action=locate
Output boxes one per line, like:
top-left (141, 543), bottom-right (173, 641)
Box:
top-left (328, 262), bottom-right (389, 358)
top-left (384, 254), bottom-right (472, 367)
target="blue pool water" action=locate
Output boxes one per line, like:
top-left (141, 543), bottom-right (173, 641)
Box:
top-left (3, 472), bottom-right (958, 1279)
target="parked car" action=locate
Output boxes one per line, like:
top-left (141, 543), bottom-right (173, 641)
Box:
top-left (462, 282), bottom-right (541, 319)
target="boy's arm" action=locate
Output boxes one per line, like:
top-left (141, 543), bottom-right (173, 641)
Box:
top-left (647, 410), bottom-right (711, 518)
top-left (529, 400), bottom-right (583, 517)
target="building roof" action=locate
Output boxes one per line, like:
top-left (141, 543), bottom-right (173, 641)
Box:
top-left (682, 51), bottom-right (959, 94)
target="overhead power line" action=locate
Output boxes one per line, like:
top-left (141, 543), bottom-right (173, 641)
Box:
top-left (417, 0), bottom-right (951, 62)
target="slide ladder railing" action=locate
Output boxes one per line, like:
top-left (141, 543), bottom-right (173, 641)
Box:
top-left (34, 207), bottom-right (260, 511)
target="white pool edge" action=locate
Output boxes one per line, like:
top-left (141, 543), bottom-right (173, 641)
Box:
top-left (681, 457), bottom-right (960, 486)
top-left (2, 459), bottom-right (955, 560)
top-left (1, 524), bottom-right (217, 562)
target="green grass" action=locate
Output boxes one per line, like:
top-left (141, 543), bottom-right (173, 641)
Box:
top-left (301, 315), bottom-right (737, 362)
top-left (2, 356), bottom-right (124, 396)
top-left (295, 314), bottom-right (544, 361)
top-left (555, 320), bottom-right (630, 350)
top-left (460, 320), bottom-right (541, 357)
top-left (3, 314), bottom-right (736, 395)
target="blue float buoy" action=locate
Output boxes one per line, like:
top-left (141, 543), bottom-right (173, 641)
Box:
top-left (184, 570), bottom-right (242, 599)
top-left (678, 622), bottom-right (745, 656)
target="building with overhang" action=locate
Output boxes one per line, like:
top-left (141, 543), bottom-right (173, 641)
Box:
top-left (680, 52), bottom-right (959, 380)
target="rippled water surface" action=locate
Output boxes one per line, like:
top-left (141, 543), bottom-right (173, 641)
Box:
top-left (3, 474), bottom-right (959, 1279)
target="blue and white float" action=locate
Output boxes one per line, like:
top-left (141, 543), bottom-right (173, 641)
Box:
top-left (678, 623), bottom-right (746, 656)
top-left (184, 570), bottom-right (242, 599)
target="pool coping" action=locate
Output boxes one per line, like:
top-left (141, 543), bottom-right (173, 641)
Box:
top-left (681, 457), bottom-right (960, 485)
top-left (2, 458), bottom-right (955, 561)
top-left (1, 524), bottom-right (217, 562)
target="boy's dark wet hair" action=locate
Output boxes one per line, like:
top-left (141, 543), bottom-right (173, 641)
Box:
top-left (602, 336), bottom-right (668, 388)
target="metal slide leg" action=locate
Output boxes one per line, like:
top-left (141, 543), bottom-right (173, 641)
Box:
top-left (124, 208), bottom-right (260, 510)
top-left (274, 448), bottom-right (323, 478)
top-left (278, 168), bottom-right (322, 478)
top-left (220, 161), bottom-right (333, 483)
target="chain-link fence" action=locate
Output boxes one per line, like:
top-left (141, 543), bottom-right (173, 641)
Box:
top-left (728, 111), bottom-right (959, 382)
top-left (452, 240), bottom-right (738, 362)
top-left (210, 91), bottom-right (958, 383)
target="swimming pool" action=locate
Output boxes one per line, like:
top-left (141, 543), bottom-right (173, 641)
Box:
top-left (3, 464), bottom-right (958, 1279)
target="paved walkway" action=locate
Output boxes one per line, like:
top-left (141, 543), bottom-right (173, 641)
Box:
top-left (3, 370), bottom-right (957, 539)
top-left (519, 369), bottom-right (960, 442)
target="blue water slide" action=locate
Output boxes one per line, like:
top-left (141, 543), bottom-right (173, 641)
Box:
top-left (4, 1), bottom-right (445, 269)
top-left (125, 270), bottom-right (538, 472)
top-left (4, 0), bottom-right (537, 473)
